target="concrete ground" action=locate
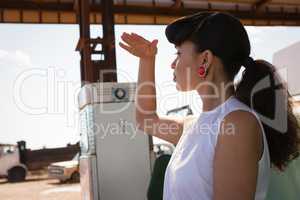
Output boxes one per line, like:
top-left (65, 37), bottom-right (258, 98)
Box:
top-left (0, 174), bottom-right (80, 200)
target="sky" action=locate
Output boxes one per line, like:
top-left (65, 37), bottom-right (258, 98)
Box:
top-left (0, 24), bottom-right (300, 149)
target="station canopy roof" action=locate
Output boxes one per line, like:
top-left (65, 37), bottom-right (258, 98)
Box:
top-left (0, 0), bottom-right (299, 26)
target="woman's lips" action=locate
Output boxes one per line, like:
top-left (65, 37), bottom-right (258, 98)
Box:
top-left (173, 73), bottom-right (176, 82)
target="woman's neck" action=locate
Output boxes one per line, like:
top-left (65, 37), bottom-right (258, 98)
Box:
top-left (198, 81), bottom-right (235, 112)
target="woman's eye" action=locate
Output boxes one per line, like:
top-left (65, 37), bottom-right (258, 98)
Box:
top-left (174, 52), bottom-right (181, 56)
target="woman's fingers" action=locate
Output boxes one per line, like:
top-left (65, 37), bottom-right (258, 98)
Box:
top-left (119, 42), bottom-right (136, 56)
top-left (122, 32), bottom-right (151, 47)
top-left (119, 41), bottom-right (131, 52)
top-left (120, 33), bottom-right (133, 46)
top-left (151, 39), bottom-right (158, 47)
top-left (119, 32), bottom-right (158, 58)
top-left (131, 33), bottom-right (150, 44)
top-left (121, 32), bottom-right (139, 46)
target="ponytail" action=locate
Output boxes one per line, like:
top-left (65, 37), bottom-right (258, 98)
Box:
top-left (235, 59), bottom-right (300, 170)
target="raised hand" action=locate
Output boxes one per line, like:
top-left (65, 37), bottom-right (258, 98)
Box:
top-left (119, 32), bottom-right (158, 59)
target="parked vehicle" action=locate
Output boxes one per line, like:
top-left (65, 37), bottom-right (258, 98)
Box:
top-left (0, 143), bottom-right (27, 182)
top-left (0, 140), bottom-right (79, 183)
top-left (48, 153), bottom-right (80, 183)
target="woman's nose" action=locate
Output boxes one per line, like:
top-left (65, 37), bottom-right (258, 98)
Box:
top-left (171, 60), bottom-right (176, 69)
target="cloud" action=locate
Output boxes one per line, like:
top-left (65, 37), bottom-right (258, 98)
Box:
top-left (0, 49), bottom-right (9, 58)
top-left (15, 50), bottom-right (32, 67)
top-left (0, 49), bottom-right (33, 70)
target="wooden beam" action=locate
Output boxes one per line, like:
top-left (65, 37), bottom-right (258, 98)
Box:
top-left (101, 0), bottom-right (117, 82)
top-left (1, 0), bottom-right (300, 12)
top-left (0, 1), bottom-right (300, 26)
top-left (77, 0), bottom-right (93, 83)
top-left (0, 1), bottom-right (74, 11)
top-left (255, 0), bottom-right (272, 10)
top-left (113, 5), bottom-right (300, 21)
top-left (73, 0), bottom-right (79, 13)
top-left (171, 0), bottom-right (182, 9)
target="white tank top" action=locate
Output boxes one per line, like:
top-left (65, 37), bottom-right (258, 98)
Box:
top-left (163, 96), bottom-right (270, 200)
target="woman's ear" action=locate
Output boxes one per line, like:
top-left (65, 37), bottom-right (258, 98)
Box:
top-left (200, 50), bottom-right (214, 67)
top-left (195, 50), bottom-right (214, 69)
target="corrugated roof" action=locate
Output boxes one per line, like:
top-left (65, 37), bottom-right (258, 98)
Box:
top-left (0, 0), bottom-right (299, 26)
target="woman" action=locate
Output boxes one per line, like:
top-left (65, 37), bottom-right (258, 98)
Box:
top-left (119, 12), bottom-right (300, 200)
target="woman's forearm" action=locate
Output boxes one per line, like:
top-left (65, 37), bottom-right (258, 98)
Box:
top-left (136, 57), bottom-right (157, 119)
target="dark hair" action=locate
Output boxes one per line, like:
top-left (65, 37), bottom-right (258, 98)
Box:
top-left (166, 12), bottom-right (300, 170)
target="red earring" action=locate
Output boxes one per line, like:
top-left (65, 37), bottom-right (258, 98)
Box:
top-left (197, 65), bottom-right (206, 78)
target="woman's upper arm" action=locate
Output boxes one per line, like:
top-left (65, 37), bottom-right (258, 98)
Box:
top-left (213, 110), bottom-right (262, 200)
top-left (137, 113), bottom-right (185, 145)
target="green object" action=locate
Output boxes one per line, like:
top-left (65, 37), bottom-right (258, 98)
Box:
top-left (266, 158), bottom-right (300, 200)
top-left (147, 154), bottom-right (171, 200)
